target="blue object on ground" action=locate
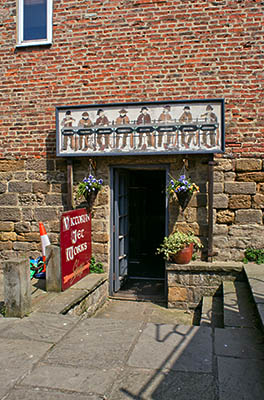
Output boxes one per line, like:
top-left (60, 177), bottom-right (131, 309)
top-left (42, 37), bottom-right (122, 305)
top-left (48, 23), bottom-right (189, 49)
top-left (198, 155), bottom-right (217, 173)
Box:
top-left (34, 271), bottom-right (46, 279)
top-left (30, 256), bottom-right (45, 279)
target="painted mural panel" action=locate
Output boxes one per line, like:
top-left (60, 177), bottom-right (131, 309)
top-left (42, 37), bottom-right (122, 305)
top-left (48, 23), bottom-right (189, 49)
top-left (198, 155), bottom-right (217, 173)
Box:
top-left (56, 99), bottom-right (224, 156)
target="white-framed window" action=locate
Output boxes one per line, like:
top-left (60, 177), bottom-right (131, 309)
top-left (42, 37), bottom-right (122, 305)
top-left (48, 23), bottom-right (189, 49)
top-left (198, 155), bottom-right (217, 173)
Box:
top-left (17, 0), bottom-right (53, 47)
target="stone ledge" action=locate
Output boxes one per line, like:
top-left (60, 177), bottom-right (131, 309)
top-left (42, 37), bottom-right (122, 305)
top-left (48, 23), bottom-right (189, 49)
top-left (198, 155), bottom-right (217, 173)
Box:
top-left (32, 273), bottom-right (107, 315)
top-left (166, 261), bottom-right (243, 272)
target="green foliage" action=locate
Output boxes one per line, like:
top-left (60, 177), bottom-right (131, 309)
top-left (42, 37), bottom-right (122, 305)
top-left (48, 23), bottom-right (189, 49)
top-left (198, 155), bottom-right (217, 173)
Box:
top-left (243, 248), bottom-right (264, 265)
top-left (89, 256), bottom-right (104, 273)
top-left (157, 231), bottom-right (203, 261)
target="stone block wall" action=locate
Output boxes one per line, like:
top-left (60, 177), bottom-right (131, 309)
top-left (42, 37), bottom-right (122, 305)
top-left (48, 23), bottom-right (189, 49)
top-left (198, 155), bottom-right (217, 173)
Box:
top-left (1, 153), bottom-right (264, 268)
top-left (0, 159), bottom-right (67, 264)
top-left (213, 158), bottom-right (264, 261)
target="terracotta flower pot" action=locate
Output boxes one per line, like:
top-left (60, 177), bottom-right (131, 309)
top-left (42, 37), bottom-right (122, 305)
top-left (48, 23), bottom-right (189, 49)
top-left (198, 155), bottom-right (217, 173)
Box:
top-left (170, 243), bottom-right (194, 264)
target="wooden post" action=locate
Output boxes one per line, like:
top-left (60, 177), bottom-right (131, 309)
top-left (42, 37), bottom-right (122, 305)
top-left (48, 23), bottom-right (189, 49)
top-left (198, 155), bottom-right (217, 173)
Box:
top-left (67, 159), bottom-right (73, 210)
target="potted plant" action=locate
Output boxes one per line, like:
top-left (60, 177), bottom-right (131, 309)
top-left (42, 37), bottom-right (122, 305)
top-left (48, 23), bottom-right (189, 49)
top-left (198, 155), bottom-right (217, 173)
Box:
top-left (157, 231), bottom-right (203, 264)
top-left (77, 174), bottom-right (103, 209)
top-left (167, 174), bottom-right (199, 210)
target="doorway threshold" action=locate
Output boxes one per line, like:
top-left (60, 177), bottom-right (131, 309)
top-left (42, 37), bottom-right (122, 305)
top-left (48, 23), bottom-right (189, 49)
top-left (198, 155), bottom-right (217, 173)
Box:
top-left (129, 276), bottom-right (165, 281)
top-left (111, 278), bottom-right (166, 304)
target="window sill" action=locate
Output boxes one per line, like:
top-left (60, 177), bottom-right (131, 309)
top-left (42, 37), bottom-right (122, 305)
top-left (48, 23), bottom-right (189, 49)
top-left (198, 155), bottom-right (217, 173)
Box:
top-left (16, 40), bottom-right (52, 48)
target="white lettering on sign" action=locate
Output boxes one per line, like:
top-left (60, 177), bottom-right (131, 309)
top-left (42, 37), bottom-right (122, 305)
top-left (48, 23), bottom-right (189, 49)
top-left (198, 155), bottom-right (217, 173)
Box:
top-left (71, 229), bottom-right (85, 244)
top-left (70, 214), bottom-right (90, 227)
top-left (62, 216), bottom-right (70, 231)
top-left (65, 242), bottom-right (88, 262)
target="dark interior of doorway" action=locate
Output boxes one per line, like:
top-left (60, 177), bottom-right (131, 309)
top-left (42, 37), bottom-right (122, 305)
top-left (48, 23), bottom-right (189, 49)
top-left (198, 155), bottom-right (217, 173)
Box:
top-left (118, 169), bottom-right (166, 302)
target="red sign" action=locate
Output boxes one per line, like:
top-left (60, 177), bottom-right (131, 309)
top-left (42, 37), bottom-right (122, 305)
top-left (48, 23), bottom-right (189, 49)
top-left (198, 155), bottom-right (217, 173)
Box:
top-left (60, 208), bottom-right (91, 291)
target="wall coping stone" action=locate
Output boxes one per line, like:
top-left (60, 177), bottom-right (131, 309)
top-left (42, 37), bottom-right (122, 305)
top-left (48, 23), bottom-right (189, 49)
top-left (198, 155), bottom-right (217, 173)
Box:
top-left (166, 261), bottom-right (244, 272)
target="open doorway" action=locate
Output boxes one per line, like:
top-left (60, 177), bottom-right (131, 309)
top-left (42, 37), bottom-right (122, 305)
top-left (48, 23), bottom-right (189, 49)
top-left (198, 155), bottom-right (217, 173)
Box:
top-left (111, 167), bottom-right (167, 301)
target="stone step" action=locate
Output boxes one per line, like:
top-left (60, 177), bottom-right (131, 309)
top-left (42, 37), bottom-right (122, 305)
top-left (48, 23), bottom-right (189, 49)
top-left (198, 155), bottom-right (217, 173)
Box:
top-left (244, 264), bottom-right (264, 333)
top-left (223, 281), bottom-right (256, 328)
top-left (200, 295), bottom-right (223, 328)
top-left (200, 296), bottom-right (213, 326)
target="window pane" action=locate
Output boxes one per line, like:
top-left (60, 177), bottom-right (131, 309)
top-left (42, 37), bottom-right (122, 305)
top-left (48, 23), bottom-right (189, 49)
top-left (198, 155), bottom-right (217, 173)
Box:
top-left (24, 0), bottom-right (47, 41)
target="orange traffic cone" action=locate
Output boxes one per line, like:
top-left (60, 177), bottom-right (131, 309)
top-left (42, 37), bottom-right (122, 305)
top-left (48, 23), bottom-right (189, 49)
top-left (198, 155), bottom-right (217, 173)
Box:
top-left (39, 222), bottom-right (51, 273)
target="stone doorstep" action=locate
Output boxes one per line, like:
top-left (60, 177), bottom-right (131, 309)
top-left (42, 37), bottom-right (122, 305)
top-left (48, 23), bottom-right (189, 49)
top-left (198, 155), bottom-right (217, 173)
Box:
top-left (32, 273), bottom-right (108, 315)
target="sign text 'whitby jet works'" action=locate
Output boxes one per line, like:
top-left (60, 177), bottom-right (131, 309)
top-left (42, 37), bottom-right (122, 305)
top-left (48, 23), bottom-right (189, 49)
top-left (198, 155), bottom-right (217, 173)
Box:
top-left (60, 208), bottom-right (92, 291)
top-left (56, 99), bottom-right (225, 157)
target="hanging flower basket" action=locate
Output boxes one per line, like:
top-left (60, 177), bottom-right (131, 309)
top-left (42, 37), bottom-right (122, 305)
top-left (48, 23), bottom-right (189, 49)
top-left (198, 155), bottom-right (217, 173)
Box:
top-left (176, 190), bottom-right (193, 211)
top-left (84, 190), bottom-right (98, 210)
top-left (167, 174), bottom-right (199, 210)
top-left (77, 175), bottom-right (103, 210)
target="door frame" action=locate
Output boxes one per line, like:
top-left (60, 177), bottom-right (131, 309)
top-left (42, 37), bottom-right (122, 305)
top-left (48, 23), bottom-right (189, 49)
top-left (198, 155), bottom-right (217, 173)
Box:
top-left (109, 164), bottom-right (170, 296)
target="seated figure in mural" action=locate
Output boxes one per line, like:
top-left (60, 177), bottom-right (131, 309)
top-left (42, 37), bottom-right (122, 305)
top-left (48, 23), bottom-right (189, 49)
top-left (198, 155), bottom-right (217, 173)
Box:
top-left (200, 105), bottom-right (218, 148)
top-left (136, 106), bottom-right (154, 149)
top-left (179, 105), bottom-right (194, 149)
top-left (96, 109), bottom-right (110, 150)
top-left (61, 110), bottom-right (76, 151)
top-left (115, 108), bottom-right (130, 149)
top-left (158, 105), bottom-right (173, 149)
top-left (78, 111), bottom-right (93, 151)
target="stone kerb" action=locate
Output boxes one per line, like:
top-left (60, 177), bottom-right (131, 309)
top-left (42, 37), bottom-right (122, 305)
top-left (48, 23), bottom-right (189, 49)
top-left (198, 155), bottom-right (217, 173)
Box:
top-left (3, 258), bottom-right (31, 317)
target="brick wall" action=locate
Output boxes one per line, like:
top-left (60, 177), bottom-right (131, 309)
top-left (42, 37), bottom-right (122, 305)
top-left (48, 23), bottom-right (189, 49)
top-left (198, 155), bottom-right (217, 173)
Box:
top-left (0, 0), bottom-right (264, 264)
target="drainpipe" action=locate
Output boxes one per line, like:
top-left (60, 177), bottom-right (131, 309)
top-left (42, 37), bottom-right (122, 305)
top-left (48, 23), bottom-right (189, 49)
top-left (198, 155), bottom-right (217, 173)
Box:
top-left (207, 155), bottom-right (217, 261)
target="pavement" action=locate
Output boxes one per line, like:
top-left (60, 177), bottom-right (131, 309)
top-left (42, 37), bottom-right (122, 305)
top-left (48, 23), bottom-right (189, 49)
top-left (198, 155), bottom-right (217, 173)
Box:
top-left (0, 270), bottom-right (264, 399)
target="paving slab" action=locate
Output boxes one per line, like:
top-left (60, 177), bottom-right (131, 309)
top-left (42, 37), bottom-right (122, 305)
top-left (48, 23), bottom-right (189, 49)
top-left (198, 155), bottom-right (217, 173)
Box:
top-left (0, 317), bottom-right (20, 332)
top-left (0, 312), bottom-right (79, 343)
top-left (95, 299), bottom-right (152, 321)
top-left (108, 366), bottom-right (217, 400)
top-left (215, 327), bottom-right (264, 359)
top-left (218, 356), bottom-right (264, 400)
top-left (0, 337), bottom-right (52, 399)
top-left (4, 387), bottom-right (99, 400)
top-left (95, 299), bottom-right (194, 325)
top-left (20, 362), bottom-right (120, 396)
top-left (144, 302), bottom-right (194, 325)
top-left (45, 318), bottom-right (142, 369)
top-left (128, 324), bottom-right (213, 373)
